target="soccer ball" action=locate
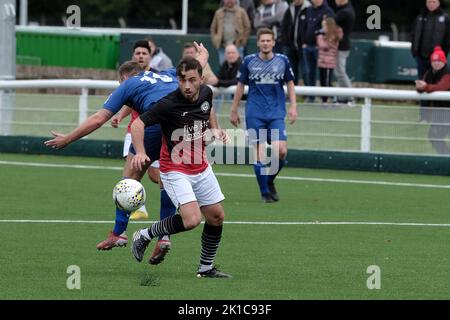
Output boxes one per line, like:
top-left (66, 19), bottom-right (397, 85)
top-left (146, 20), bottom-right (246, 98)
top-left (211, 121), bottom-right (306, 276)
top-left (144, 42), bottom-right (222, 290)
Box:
top-left (112, 179), bottom-right (146, 212)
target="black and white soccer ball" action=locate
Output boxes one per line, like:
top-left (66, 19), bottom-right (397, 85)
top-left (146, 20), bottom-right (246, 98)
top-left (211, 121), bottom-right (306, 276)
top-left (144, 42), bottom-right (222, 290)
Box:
top-left (112, 179), bottom-right (146, 212)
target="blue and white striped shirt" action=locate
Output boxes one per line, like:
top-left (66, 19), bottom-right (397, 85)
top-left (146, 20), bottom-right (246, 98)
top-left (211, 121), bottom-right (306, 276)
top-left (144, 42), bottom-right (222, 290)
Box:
top-left (238, 53), bottom-right (294, 119)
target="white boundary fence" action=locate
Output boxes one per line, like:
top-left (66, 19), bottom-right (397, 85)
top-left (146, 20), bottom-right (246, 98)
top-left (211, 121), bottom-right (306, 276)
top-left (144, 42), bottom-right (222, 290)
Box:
top-left (1, 79), bottom-right (450, 153)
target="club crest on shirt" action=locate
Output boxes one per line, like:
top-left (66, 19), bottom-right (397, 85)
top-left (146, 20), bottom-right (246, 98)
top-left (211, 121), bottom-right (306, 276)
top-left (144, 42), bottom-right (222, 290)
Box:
top-left (200, 101), bottom-right (210, 113)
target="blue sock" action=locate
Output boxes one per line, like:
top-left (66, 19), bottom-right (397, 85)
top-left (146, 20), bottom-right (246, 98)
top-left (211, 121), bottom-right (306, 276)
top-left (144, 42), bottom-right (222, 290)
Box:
top-left (160, 189), bottom-right (176, 220)
top-left (253, 161), bottom-right (270, 195)
top-left (268, 159), bottom-right (286, 185)
top-left (113, 208), bottom-right (130, 236)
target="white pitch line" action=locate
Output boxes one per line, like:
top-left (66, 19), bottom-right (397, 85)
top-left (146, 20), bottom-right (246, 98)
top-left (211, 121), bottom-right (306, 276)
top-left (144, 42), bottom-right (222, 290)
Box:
top-left (1, 159), bottom-right (449, 189)
top-left (0, 160), bottom-right (123, 171)
top-left (214, 172), bottom-right (450, 189)
top-left (0, 219), bottom-right (450, 227)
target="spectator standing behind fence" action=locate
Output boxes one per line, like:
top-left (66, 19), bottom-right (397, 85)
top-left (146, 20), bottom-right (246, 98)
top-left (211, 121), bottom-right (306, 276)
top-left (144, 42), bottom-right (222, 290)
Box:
top-left (147, 38), bottom-right (173, 72)
top-left (220, 0), bottom-right (256, 31)
top-left (280, 0), bottom-right (311, 85)
top-left (316, 17), bottom-right (342, 104)
top-left (412, 0), bottom-right (450, 121)
top-left (254, 0), bottom-right (289, 53)
top-left (334, 0), bottom-right (355, 104)
top-left (211, 0), bottom-right (251, 65)
top-left (302, 0), bottom-right (334, 103)
top-left (415, 46), bottom-right (450, 155)
top-left (412, 0), bottom-right (450, 80)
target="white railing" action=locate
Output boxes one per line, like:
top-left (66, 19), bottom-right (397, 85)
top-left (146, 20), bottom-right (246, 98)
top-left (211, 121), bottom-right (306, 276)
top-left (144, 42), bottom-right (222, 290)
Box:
top-left (1, 79), bottom-right (450, 155)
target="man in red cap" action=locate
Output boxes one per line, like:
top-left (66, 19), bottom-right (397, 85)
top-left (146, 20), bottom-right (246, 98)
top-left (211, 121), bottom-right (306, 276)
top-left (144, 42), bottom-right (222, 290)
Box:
top-left (415, 45), bottom-right (450, 154)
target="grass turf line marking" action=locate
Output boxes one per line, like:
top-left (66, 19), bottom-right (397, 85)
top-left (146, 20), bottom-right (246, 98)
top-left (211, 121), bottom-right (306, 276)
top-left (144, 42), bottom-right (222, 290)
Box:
top-left (1, 219), bottom-right (450, 227)
top-left (1, 160), bottom-right (450, 190)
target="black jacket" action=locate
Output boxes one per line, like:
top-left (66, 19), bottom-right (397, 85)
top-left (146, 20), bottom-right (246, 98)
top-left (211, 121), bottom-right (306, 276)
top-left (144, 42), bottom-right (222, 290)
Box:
top-left (303, 2), bottom-right (334, 46)
top-left (216, 58), bottom-right (242, 87)
top-left (280, 1), bottom-right (311, 49)
top-left (334, 2), bottom-right (355, 51)
top-left (412, 7), bottom-right (450, 59)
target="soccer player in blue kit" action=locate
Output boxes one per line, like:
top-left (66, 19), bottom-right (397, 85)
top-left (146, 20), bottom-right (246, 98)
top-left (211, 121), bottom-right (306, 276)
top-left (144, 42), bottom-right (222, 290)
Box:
top-left (230, 28), bottom-right (298, 203)
top-left (44, 42), bottom-right (210, 264)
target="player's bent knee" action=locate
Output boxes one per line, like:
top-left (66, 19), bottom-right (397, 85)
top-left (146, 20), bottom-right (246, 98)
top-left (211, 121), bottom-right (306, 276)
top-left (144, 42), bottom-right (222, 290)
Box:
top-left (179, 205), bottom-right (202, 230)
top-left (182, 215), bottom-right (202, 230)
top-left (275, 147), bottom-right (287, 160)
top-left (202, 204), bottom-right (225, 226)
top-left (147, 167), bottom-right (160, 184)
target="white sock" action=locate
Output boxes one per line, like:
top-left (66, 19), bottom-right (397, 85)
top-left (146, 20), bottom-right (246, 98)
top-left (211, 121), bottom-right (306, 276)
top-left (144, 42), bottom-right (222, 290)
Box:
top-left (140, 228), bottom-right (151, 240)
top-left (198, 264), bottom-right (213, 273)
top-left (160, 235), bottom-right (170, 241)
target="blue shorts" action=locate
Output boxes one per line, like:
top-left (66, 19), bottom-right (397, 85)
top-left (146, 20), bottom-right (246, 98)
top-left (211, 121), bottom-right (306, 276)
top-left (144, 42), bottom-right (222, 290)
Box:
top-left (129, 126), bottom-right (162, 162)
top-left (245, 117), bottom-right (287, 145)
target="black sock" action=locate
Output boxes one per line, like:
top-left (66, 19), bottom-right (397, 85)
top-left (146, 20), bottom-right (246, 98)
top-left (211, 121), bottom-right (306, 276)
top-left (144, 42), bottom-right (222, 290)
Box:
top-left (147, 214), bottom-right (186, 240)
top-left (199, 223), bottom-right (223, 267)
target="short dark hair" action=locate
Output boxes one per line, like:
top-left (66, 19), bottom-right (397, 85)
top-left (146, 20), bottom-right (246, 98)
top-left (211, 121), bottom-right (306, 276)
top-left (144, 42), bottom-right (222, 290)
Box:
top-left (257, 28), bottom-right (275, 40)
top-left (118, 61), bottom-right (143, 80)
top-left (132, 40), bottom-right (151, 53)
top-left (176, 57), bottom-right (203, 77)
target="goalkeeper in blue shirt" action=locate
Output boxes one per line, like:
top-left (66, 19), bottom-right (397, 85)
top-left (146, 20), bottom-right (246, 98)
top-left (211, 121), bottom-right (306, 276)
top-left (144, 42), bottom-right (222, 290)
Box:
top-left (230, 28), bottom-right (298, 203)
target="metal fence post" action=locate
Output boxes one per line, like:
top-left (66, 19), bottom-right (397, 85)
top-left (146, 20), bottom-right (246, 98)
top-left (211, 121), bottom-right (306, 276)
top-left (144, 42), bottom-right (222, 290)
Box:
top-left (0, 89), bottom-right (15, 136)
top-left (1, 0), bottom-right (17, 136)
top-left (0, 90), bottom-right (3, 134)
top-left (79, 88), bottom-right (89, 137)
top-left (361, 97), bottom-right (372, 152)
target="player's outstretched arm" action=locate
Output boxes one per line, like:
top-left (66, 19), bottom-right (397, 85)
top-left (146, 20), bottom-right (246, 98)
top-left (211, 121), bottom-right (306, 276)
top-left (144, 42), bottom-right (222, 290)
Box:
top-left (193, 41), bottom-right (209, 69)
top-left (111, 105), bottom-right (133, 128)
top-left (130, 117), bottom-right (150, 171)
top-left (44, 109), bottom-right (113, 149)
top-left (287, 80), bottom-right (298, 125)
top-left (230, 82), bottom-right (245, 127)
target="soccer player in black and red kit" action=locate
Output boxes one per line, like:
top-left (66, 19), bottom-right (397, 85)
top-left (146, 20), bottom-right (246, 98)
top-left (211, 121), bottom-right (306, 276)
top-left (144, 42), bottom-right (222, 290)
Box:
top-left (130, 57), bottom-right (231, 278)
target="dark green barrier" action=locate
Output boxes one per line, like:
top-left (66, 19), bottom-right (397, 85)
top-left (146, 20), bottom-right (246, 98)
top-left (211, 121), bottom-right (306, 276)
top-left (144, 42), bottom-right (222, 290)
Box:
top-left (119, 33), bottom-right (221, 74)
top-left (370, 43), bottom-right (418, 83)
top-left (1, 136), bottom-right (449, 176)
top-left (0, 136), bottom-right (122, 158)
